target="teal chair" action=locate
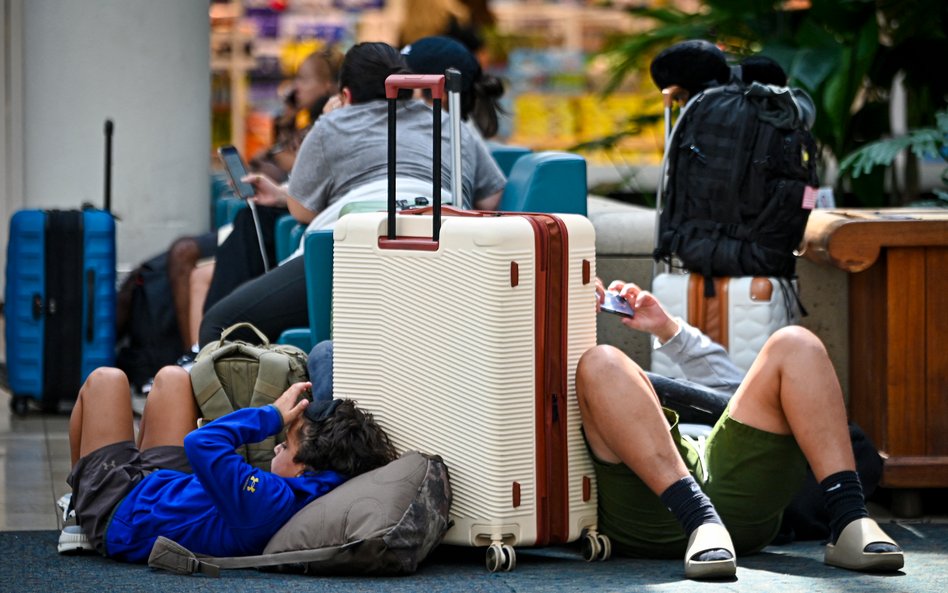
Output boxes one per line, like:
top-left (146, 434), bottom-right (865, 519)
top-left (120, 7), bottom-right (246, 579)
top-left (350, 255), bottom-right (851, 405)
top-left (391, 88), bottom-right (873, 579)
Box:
top-left (214, 196), bottom-right (247, 229)
top-left (487, 142), bottom-right (532, 177)
top-left (277, 229), bottom-right (333, 353)
top-left (498, 151), bottom-right (588, 216)
top-left (274, 214), bottom-right (305, 263)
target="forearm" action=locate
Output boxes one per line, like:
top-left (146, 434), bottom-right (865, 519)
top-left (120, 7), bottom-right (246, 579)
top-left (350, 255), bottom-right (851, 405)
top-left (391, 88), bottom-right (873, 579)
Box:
top-left (184, 406), bottom-right (282, 476)
top-left (474, 191), bottom-right (501, 211)
top-left (184, 406), bottom-right (287, 525)
top-left (654, 318), bottom-right (744, 393)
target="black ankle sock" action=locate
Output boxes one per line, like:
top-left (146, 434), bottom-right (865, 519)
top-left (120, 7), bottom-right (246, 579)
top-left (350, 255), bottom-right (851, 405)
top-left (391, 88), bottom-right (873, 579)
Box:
top-left (660, 476), bottom-right (731, 562)
top-left (821, 471), bottom-right (899, 553)
top-left (820, 470), bottom-right (869, 545)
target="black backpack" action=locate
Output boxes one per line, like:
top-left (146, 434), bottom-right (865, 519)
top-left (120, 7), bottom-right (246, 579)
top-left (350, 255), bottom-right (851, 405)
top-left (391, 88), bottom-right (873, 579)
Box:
top-left (654, 81), bottom-right (819, 282)
top-left (115, 251), bottom-right (183, 389)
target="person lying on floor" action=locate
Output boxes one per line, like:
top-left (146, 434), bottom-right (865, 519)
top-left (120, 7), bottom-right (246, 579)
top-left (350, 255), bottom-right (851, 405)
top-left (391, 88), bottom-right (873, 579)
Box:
top-left (577, 279), bottom-right (904, 580)
top-left (60, 366), bottom-right (395, 562)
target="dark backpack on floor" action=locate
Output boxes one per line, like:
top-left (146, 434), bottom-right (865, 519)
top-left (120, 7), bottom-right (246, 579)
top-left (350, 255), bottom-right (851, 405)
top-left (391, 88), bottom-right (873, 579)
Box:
top-left (115, 251), bottom-right (182, 389)
top-left (654, 82), bottom-right (820, 281)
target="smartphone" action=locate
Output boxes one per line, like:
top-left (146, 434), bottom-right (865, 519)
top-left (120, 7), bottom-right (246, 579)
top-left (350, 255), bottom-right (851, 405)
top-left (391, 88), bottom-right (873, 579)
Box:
top-left (217, 144), bottom-right (270, 272)
top-left (217, 145), bottom-right (256, 200)
top-left (600, 292), bottom-right (635, 318)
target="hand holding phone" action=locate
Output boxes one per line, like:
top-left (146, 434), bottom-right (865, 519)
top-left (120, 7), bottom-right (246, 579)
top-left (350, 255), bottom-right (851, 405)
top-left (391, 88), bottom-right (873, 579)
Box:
top-left (217, 144), bottom-right (271, 273)
top-left (600, 291), bottom-right (635, 318)
top-left (218, 145), bottom-right (256, 200)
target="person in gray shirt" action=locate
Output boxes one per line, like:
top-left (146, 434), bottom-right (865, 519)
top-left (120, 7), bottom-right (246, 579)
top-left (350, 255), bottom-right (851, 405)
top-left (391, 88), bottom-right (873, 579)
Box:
top-left (578, 279), bottom-right (903, 580)
top-left (198, 42), bottom-right (505, 347)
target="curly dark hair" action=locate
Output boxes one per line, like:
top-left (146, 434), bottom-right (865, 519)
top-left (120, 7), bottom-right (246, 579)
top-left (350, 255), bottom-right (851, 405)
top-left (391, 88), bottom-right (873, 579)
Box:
top-left (293, 399), bottom-right (397, 477)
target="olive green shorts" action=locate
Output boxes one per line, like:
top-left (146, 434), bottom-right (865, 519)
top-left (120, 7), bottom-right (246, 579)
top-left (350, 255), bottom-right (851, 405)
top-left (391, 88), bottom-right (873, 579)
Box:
top-left (591, 406), bottom-right (807, 558)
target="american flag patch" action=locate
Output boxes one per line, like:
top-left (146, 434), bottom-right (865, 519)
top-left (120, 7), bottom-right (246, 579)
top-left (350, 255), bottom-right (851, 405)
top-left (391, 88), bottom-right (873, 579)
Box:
top-left (802, 186), bottom-right (818, 210)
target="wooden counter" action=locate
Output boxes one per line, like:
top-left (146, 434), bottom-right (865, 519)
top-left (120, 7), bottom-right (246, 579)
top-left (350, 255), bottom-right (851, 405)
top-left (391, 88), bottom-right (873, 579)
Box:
top-left (803, 209), bottom-right (948, 489)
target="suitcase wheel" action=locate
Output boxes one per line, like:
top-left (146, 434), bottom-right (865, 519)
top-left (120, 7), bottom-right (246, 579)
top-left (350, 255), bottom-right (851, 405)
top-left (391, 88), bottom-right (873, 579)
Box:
top-left (10, 396), bottom-right (29, 417)
top-left (485, 542), bottom-right (516, 572)
top-left (581, 531), bottom-right (612, 562)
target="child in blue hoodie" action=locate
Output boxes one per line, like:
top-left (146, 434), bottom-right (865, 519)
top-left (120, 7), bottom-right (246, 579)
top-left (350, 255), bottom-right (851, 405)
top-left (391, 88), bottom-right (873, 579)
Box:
top-left (61, 365), bottom-right (395, 562)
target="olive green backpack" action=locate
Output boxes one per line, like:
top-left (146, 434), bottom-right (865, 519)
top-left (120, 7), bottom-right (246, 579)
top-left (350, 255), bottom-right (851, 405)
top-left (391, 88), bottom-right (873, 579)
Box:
top-left (189, 322), bottom-right (309, 470)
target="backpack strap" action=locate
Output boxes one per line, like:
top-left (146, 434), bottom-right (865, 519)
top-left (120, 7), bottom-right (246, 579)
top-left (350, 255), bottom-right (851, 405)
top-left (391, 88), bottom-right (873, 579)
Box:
top-left (244, 350), bottom-right (295, 468)
top-left (148, 535), bottom-right (362, 577)
top-left (250, 351), bottom-right (293, 407)
top-left (189, 343), bottom-right (240, 420)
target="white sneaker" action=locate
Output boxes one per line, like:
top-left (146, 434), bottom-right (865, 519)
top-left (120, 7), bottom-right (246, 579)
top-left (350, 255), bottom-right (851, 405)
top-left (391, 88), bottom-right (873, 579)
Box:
top-left (56, 493), bottom-right (74, 523)
top-left (58, 525), bottom-right (94, 554)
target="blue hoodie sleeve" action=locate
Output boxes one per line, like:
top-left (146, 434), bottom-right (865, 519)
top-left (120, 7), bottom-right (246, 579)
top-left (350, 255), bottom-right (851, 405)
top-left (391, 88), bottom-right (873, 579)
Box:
top-left (183, 406), bottom-right (300, 528)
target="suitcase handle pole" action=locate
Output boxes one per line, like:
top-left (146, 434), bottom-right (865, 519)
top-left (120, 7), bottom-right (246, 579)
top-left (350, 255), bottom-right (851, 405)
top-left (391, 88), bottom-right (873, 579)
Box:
top-left (446, 68), bottom-right (463, 210)
top-left (385, 74), bottom-right (445, 242)
top-left (654, 86), bottom-right (688, 278)
top-left (103, 119), bottom-right (113, 213)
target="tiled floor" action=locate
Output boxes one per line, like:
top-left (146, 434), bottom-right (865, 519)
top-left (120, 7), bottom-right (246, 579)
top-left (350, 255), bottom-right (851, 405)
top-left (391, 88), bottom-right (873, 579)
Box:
top-left (0, 386), bottom-right (74, 531)
top-left (0, 306), bottom-right (141, 532)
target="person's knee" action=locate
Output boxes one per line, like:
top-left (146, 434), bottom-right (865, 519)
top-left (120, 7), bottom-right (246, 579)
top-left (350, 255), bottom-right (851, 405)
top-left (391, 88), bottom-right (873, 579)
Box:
top-left (83, 367), bottom-right (128, 392)
top-left (577, 345), bottom-right (642, 403)
top-left (148, 366), bottom-right (192, 403)
top-left (168, 236), bottom-right (201, 272)
top-left (152, 365), bottom-right (190, 392)
top-left (307, 340), bottom-right (334, 401)
top-left (766, 325), bottom-right (827, 360)
top-left (78, 367), bottom-right (129, 407)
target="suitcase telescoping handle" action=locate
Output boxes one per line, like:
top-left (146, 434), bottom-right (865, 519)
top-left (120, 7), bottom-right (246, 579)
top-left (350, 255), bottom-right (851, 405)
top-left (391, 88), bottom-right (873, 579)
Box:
top-left (104, 119), bottom-right (113, 213)
top-left (446, 68), bottom-right (463, 207)
top-left (385, 74), bottom-right (445, 243)
top-left (654, 85), bottom-right (687, 278)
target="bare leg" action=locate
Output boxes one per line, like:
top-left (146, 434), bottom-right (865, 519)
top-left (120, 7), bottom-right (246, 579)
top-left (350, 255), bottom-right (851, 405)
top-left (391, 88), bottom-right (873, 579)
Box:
top-left (69, 368), bottom-right (135, 466)
top-left (726, 326), bottom-right (854, 481)
top-left (137, 366), bottom-right (200, 450)
top-left (577, 345), bottom-right (691, 495)
top-left (577, 344), bottom-right (735, 577)
top-left (168, 237), bottom-right (203, 352)
top-left (187, 262), bottom-right (215, 348)
top-left (725, 326), bottom-right (902, 570)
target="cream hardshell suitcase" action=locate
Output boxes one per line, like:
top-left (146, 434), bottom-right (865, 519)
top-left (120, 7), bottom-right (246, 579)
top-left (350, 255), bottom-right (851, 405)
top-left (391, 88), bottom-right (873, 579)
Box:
top-left (331, 73), bottom-right (608, 572)
top-left (333, 210), bottom-right (606, 571)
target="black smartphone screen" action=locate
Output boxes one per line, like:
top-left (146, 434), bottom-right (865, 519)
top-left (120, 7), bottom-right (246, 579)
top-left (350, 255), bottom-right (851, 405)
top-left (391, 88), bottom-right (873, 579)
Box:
top-left (218, 145), bottom-right (256, 199)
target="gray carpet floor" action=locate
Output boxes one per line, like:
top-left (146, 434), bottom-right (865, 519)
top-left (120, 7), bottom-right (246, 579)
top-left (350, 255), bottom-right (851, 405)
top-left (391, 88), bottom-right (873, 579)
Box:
top-left (4, 521), bottom-right (944, 593)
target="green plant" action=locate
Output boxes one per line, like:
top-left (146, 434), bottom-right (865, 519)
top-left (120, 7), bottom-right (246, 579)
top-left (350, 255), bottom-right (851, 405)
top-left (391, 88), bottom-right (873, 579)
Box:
top-left (597, 0), bottom-right (948, 207)
top-left (839, 110), bottom-right (948, 203)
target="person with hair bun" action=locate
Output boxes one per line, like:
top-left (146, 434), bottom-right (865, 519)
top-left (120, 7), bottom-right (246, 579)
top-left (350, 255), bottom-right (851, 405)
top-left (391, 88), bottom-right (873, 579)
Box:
top-left (401, 35), bottom-right (506, 139)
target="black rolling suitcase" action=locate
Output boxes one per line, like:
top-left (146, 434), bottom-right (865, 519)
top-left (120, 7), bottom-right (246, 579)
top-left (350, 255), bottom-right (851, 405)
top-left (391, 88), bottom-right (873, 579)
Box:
top-left (4, 120), bottom-right (117, 414)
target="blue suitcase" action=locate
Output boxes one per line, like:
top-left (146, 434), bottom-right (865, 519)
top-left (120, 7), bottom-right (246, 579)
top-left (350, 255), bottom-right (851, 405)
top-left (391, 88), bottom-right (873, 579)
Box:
top-left (5, 208), bottom-right (116, 413)
top-left (5, 120), bottom-right (117, 414)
